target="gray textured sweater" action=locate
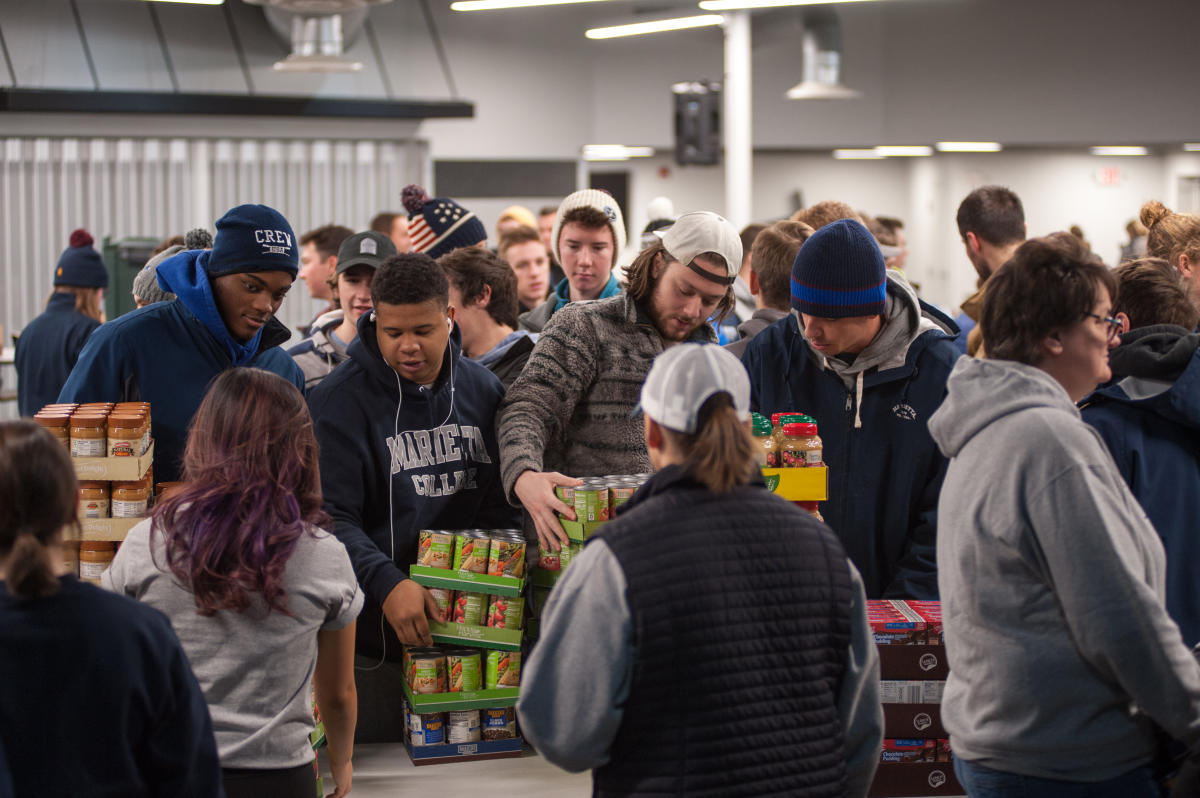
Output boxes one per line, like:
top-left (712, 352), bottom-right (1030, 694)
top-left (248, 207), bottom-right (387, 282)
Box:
top-left (496, 291), bottom-right (715, 500)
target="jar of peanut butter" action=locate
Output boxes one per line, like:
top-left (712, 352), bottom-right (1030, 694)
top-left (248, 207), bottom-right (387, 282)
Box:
top-left (69, 414), bottom-right (108, 457)
top-left (78, 541), bottom-right (115, 583)
top-left (34, 413), bottom-right (71, 449)
top-left (78, 481), bottom-right (111, 519)
top-left (107, 414), bottom-right (146, 457)
top-left (112, 476), bottom-right (150, 518)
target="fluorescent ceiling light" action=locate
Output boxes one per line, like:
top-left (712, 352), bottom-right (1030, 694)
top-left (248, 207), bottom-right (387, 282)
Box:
top-left (874, 145), bottom-right (933, 157)
top-left (936, 141), bottom-right (1002, 152)
top-left (141, 0), bottom-right (225, 4)
top-left (453, 0), bottom-right (611, 10)
top-left (583, 145), bottom-right (655, 160)
top-left (1184, 144), bottom-right (1200, 152)
top-left (787, 81), bottom-right (861, 100)
top-left (833, 149), bottom-right (884, 160)
top-left (586, 15), bottom-right (724, 38)
top-left (1090, 146), bottom-right (1148, 156)
top-left (700, 0), bottom-right (874, 10)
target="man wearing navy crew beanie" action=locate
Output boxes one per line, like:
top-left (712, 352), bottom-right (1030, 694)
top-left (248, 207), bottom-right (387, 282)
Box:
top-left (740, 218), bottom-right (961, 599)
top-left (59, 204), bottom-right (305, 482)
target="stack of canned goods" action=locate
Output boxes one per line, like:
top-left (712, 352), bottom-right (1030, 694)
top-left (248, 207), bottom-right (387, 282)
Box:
top-left (405, 704), bottom-right (519, 746)
top-left (540, 474), bottom-right (650, 571)
top-left (404, 646), bottom-right (522, 694)
top-left (417, 528), bottom-right (527, 578)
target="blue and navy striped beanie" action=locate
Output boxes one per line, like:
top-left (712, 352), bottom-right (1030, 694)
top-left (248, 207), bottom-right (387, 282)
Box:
top-left (790, 218), bottom-right (886, 318)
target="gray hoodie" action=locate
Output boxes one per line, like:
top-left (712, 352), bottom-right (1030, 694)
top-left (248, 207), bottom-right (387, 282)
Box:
top-left (928, 356), bottom-right (1200, 780)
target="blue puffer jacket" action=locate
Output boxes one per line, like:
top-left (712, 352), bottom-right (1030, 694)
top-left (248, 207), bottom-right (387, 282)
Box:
top-left (1081, 326), bottom-right (1200, 647)
top-left (741, 275), bottom-right (960, 599)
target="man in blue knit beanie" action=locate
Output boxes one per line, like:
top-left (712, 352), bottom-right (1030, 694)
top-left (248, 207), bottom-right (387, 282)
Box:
top-left (59, 204), bottom-right (305, 482)
top-left (740, 218), bottom-right (961, 600)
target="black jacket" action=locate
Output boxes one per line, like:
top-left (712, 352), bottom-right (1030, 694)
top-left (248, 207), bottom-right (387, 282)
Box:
top-left (307, 313), bottom-right (520, 658)
top-left (14, 292), bottom-right (100, 416)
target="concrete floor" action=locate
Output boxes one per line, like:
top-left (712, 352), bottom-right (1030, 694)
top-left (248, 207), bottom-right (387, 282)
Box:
top-left (319, 743), bottom-right (591, 797)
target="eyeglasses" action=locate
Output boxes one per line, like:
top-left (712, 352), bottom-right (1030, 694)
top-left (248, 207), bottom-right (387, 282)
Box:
top-left (1086, 312), bottom-right (1122, 342)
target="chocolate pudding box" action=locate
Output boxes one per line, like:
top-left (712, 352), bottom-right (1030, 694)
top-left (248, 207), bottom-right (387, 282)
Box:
top-left (867, 600), bottom-right (927, 645)
top-left (880, 739), bottom-right (950, 764)
top-left (904, 600), bottom-right (944, 644)
top-left (879, 680), bottom-right (945, 704)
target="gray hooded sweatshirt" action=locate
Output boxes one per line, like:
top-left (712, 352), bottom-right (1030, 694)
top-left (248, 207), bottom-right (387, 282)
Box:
top-left (928, 356), bottom-right (1200, 780)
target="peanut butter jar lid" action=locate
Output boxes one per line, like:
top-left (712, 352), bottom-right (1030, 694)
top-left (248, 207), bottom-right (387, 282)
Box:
top-left (34, 414), bottom-right (71, 428)
top-left (69, 414), bottom-right (108, 428)
top-left (79, 541), bottom-right (114, 552)
top-left (106, 414), bottom-right (144, 430)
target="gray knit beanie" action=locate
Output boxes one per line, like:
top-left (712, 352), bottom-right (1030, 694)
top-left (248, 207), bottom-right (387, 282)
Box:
top-left (132, 228), bottom-right (213, 306)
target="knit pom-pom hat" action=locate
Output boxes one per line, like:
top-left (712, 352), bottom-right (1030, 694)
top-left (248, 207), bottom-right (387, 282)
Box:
top-left (54, 228), bottom-right (109, 288)
top-left (402, 184), bottom-right (488, 258)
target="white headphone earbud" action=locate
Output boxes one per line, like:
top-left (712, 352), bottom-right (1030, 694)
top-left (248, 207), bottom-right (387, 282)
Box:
top-left (369, 310), bottom-right (377, 322)
top-left (447, 317), bottom-right (453, 330)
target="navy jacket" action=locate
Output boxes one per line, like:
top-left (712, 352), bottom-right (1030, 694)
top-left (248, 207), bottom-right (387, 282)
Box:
top-left (307, 312), bottom-right (519, 659)
top-left (14, 292), bottom-right (100, 416)
top-left (58, 250), bottom-right (304, 482)
top-left (741, 296), bottom-right (959, 600)
top-left (0, 576), bottom-right (221, 797)
top-left (1081, 326), bottom-right (1200, 646)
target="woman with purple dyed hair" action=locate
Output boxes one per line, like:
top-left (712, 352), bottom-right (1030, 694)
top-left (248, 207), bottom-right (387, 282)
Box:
top-left (105, 367), bottom-right (363, 798)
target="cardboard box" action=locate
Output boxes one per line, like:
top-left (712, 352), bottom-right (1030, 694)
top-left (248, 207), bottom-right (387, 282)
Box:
top-left (867, 600), bottom-right (927, 645)
top-left (428, 620), bottom-right (522, 652)
top-left (760, 466), bottom-right (828, 501)
top-left (408, 564), bottom-right (524, 598)
top-left (79, 515), bottom-right (142, 542)
top-left (868, 762), bottom-right (963, 797)
top-left (402, 679), bottom-right (518, 714)
top-left (905, 600), bottom-right (944, 644)
top-left (880, 680), bottom-right (944, 704)
top-left (72, 442), bottom-right (154, 482)
top-left (878, 645), bottom-right (949, 680)
top-left (404, 736), bottom-right (523, 766)
top-left (559, 518), bottom-right (607, 543)
top-left (881, 739), bottom-right (948, 764)
top-left (882, 703), bottom-right (948, 738)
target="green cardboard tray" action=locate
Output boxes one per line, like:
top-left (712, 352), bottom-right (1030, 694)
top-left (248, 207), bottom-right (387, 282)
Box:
top-left (409, 564), bottom-right (525, 597)
top-left (558, 518), bottom-right (607, 543)
top-left (428, 620), bottom-right (522, 651)
top-left (403, 679), bottom-right (519, 714)
top-left (530, 568), bottom-right (563, 589)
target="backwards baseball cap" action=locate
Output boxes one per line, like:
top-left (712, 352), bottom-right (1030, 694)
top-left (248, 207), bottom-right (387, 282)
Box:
top-left (336, 231), bottom-right (397, 275)
top-left (54, 229), bottom-right (109, 288)
top-left (655, 211), bottom-right (742, 286)
top-left (205, 204), bottom-right (299, 279)
top-left (551, 189), bottom-right (627, 265)
top-left (636, 343), bottom-right (750, 434)
top-left (790, 218), bottom-right (886, 318)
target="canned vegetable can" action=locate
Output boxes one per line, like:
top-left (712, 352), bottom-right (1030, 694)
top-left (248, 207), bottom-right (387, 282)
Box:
top-left (486, 649), bottom-right (522, 688)
top-left (417, 529), bottom-right (454, 569)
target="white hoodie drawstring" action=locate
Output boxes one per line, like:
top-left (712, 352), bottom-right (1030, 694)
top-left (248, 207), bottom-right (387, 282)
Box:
top-left (854, 371), bottom-right (864, 429)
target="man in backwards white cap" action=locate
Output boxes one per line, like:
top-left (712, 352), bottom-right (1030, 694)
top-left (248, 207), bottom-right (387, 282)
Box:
top-left (518, 343), bottom-right (882, 797)
top-left (497, 210), bottom-right (744, 551)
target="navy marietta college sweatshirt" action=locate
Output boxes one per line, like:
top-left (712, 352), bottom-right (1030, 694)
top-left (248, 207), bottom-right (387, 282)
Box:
top-left (307, 313), bottom-right (520, 658)
top-left (57, 250), bottom-right (304, 482)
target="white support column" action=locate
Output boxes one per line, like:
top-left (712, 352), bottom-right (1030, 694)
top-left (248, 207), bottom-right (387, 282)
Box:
top-left (723, 10), bottom-right (752, 229)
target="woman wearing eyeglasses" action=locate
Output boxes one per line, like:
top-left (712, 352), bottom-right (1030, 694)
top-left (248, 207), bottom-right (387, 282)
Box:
top-left (928, 232), bottom-right (1200, 797)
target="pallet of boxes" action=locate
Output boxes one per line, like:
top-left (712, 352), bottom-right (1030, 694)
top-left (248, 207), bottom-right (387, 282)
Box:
top-left (33, 402), bottom-right (155, 582)
top-left (867, 600), bottom-right (964, 797)
top-left (400, 528), bottom-right (528, 764)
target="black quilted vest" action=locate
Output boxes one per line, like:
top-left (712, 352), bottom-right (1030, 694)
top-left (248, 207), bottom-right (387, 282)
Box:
top-left (592, 466), bottom-right (854, 798)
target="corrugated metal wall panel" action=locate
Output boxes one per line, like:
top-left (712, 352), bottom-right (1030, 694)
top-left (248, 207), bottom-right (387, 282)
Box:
top-left (1, 134), bottom-right (427, 419)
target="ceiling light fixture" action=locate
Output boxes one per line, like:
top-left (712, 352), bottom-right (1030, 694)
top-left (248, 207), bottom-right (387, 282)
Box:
top-left (586, 15), bottom-right (725, 38)
top-left (1090, 146), bottom-right (1148, 156)
top-left (936, 141), bottom-right (1002, 152)
top-left (1183, 144), bottom-right (1200, 152)
top-left (833, 149), bottom-right (884, 160)
top-left (874, 145), bottom-right (933, 157)
top-left (700, 0), bottom-right (875, 10)
top-left (583, 144), bottom-right (655, 160)
top-left (452, 0), bottom-right (611, 10)
top-left (141, 0), bottom-right (226, 4)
